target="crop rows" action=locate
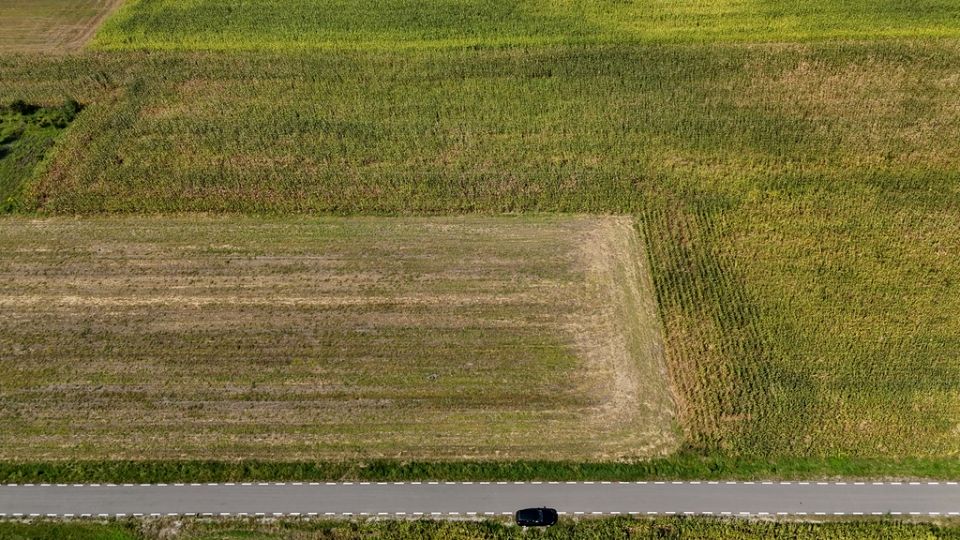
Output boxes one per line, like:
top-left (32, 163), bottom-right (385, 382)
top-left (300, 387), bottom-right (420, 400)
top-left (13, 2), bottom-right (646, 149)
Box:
top-left (0, 215), bottom-right (675, 461)
top-left (0, 0), bottom-right (121, 52)
top-left (91, 0), bottom-right (960, 51)
top-left (2, 2), bottom-right (960, 473)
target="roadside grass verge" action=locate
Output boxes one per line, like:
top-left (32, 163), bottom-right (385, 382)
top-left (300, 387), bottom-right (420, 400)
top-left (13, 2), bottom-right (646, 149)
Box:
top-left (6, 455), bottom-right (960, 484)
top-left (5, 517), bottom-right (960, 540)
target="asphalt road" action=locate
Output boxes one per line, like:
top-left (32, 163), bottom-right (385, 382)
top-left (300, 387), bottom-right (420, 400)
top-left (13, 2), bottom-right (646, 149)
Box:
top-left (2, 481), bottom-right (959, 518)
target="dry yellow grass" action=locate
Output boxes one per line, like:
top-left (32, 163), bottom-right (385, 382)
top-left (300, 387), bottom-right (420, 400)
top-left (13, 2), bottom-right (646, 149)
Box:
top-left (0, 215), bottom-right (677, 461)
top-left (0, 0), bottom-right (122, 53)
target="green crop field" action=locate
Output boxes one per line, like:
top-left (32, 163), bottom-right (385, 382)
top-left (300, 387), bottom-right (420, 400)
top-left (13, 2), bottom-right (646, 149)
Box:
top-left (0, 215), bottom-right (674, 461)
top-left (92, 0), bottom-right (960, 51)
top-left (0, 0), bottom-right (959, 481)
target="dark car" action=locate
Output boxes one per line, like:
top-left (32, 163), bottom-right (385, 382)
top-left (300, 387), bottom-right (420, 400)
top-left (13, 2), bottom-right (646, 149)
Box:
top-left (515, 507), bottom-right (559, 527)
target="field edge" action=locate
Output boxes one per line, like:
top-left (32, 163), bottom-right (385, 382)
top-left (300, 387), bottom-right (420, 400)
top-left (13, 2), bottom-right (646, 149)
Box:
top-left (4, 455), bottom-right (960, 484)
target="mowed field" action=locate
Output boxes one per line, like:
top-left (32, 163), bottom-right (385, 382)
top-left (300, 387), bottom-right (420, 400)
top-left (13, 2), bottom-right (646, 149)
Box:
top-left (1, 0), bottom-right (960, 476)
top-left (0, 215), bottom-right (676, 461)
top-left (0, 0), bottom-right (122, 53)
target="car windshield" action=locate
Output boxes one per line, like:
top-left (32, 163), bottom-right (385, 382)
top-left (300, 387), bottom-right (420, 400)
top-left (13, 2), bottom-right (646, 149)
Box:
top-left (518, 509), bottom-right (542, 521)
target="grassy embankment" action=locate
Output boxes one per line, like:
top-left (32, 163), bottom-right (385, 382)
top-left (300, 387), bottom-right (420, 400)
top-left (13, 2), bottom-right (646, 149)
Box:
top-left (7, 517), bottom-right (960, 540)
top-left (1, 0), bottom-right (959, 480)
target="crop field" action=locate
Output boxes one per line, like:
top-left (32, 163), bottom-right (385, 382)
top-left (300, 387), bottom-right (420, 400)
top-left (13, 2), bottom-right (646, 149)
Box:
top-left (1, 0), bottom-right (959, 479)
top-left (91, 0), bottom-right (960, 51)
top-left (0, 0), bottom-right (122, 53)
top-left (0, 215), bottom-right (675, 461)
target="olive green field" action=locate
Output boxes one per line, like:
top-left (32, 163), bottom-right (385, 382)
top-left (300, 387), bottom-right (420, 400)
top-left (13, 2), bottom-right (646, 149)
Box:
top-left (0, 0), bottom-right (959, 480)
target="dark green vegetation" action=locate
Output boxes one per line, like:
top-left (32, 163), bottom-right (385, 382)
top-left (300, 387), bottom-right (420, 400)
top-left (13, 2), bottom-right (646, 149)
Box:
top-left (0, 521), bottom-right (137, 540)
top-left (6, 454), bottom-right (960, 484)
top-left (0, 99), bottom-right (80, 211)
top-left (93, 0), bottom-right (960, 51)
top-left (7, 518), bottom-right (960, 540)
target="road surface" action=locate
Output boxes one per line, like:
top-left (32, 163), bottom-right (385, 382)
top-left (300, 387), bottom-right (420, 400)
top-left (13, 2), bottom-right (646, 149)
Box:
top-left (2, 481), bottom-right (958, 518)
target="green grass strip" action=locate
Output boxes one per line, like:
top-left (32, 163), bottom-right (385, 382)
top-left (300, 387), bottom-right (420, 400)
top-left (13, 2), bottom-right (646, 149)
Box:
top-left (4, 454), bottom-right (960, 483)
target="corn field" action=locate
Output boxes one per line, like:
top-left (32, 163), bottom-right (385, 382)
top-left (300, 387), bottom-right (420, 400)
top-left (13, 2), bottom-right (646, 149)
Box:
top-left (1, 0), bottom-right (959, 476)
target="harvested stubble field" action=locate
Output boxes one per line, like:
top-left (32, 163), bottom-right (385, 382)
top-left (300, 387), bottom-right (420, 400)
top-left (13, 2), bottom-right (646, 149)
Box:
top-left (0, 0), bottom-right (122, 53)
top-left (0, 215), bottom-right (675, 461)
